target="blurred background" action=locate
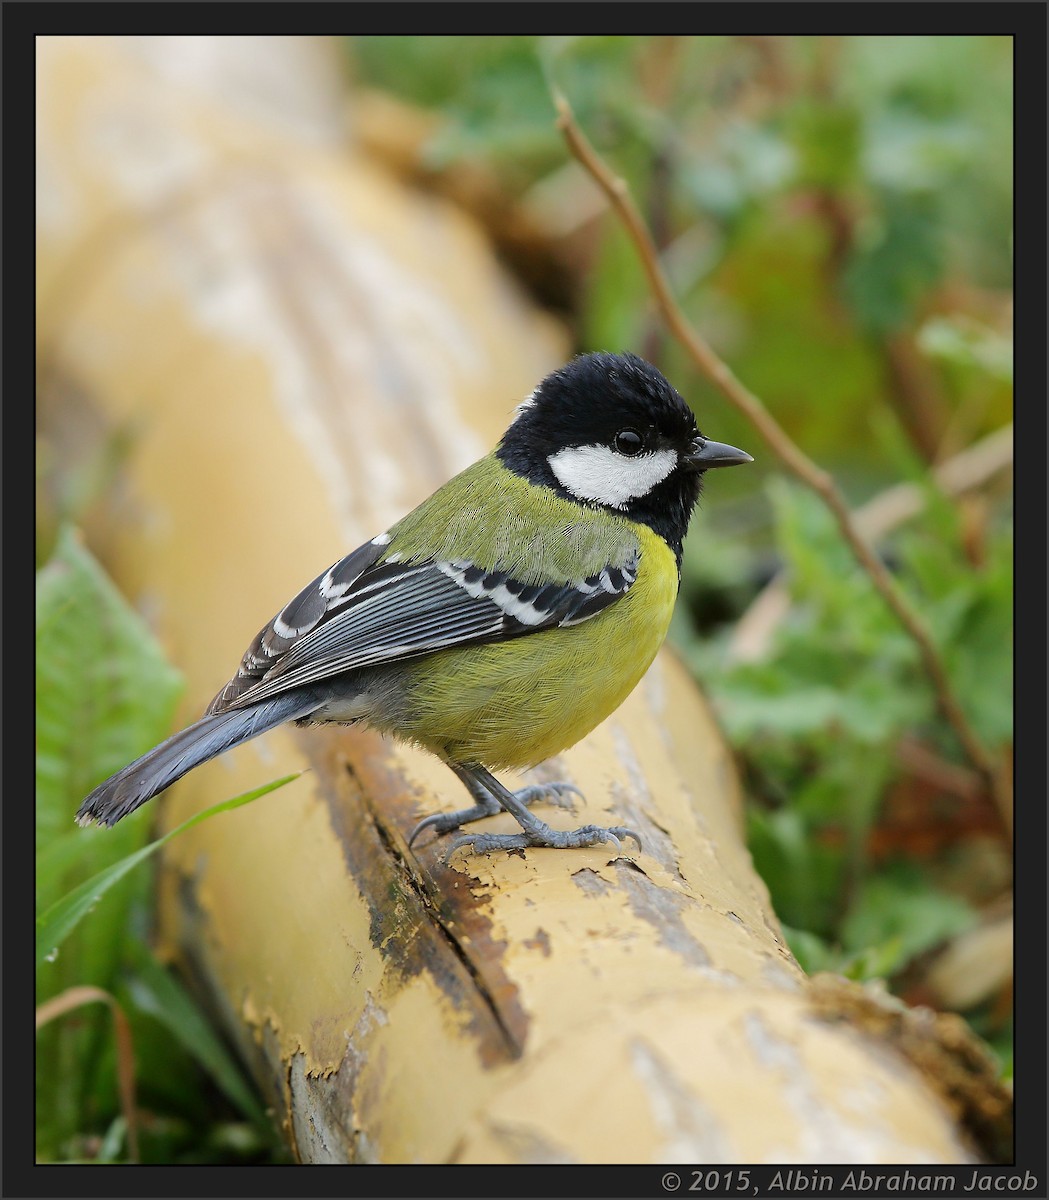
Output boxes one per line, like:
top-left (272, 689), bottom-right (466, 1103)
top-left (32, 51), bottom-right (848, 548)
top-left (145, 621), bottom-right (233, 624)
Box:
top-left (36, 34), bottom-right (1013, 1164)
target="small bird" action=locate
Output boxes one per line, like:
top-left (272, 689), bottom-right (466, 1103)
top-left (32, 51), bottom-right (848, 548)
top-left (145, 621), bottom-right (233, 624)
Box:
top-left (76, 352), bottom-right (752, 855)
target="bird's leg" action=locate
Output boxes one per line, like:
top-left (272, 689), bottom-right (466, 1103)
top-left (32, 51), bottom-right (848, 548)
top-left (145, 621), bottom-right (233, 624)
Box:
top-left (407, 771), bottom-right (499, 847)
top-left (407, 767), bottom-right (584, 848)
top-left (445, 762), bottom-right (641, 856)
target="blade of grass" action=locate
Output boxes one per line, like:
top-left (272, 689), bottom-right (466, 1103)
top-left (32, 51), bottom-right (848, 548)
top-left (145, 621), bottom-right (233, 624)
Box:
top-left (36, 986), bottom-right (140, 1162)
top-left (126, 946), bottom-right (271, 1130)
top-left (36, 774), bottom-right (300, 966)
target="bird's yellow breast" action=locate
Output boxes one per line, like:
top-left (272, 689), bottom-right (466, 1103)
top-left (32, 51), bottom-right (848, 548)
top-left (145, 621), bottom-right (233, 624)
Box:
top-left (397, 523), bottom-right (679, 769)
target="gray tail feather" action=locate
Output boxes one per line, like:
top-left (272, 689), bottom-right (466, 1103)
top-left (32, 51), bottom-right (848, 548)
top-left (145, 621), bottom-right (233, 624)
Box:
top-left (75, 691), bottom-right (323, 828)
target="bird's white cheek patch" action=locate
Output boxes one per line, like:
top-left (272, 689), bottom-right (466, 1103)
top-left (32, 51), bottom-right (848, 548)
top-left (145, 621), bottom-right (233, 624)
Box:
top-left (547, 444), bottom-right (678, 508)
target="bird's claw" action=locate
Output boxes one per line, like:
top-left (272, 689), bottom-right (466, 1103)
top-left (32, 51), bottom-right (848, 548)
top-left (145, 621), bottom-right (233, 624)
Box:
top-left (407, 811), bottom-right (457, 848)
top-left (513, 780), bottom-right (585, 810)
top-left (606, 825), bottom-right (643, 853)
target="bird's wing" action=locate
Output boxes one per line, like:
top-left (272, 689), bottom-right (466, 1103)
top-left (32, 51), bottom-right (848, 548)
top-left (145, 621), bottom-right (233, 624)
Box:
top-left (208, 535), bottom-right (640, 712)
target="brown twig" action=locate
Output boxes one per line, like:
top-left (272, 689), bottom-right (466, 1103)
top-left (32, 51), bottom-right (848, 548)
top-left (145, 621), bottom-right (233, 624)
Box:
top-left (553, 89), bottom-right (1011, 834)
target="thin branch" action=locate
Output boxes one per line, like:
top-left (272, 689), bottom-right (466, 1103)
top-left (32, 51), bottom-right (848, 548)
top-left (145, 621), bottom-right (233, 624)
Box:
top-left (552, 89), bottom-right (1011, 833)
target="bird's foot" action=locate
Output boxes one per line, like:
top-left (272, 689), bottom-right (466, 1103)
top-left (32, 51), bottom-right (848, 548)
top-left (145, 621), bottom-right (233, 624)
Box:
top-left (448, 821), bottom-right (642, 858)
top-left (407, 780), bottom-right (583, 848)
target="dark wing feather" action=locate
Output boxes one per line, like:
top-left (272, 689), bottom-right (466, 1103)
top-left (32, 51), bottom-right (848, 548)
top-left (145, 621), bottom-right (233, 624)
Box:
top-left (210, 535), bottom-right (640, 712)
top-left (207, 537), bottom-right (387, 711)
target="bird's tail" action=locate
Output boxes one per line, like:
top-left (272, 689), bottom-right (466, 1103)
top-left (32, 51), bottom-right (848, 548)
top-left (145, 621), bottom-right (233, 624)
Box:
top-left (75, 691), bottom-right (323, 828)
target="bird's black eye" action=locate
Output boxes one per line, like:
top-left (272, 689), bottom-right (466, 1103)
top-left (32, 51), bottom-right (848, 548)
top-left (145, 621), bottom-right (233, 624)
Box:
top-left (614, 429), bottom-right (644, 456)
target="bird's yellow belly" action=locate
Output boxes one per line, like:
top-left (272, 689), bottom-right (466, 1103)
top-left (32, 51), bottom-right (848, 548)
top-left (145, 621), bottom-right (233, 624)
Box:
top-left (398, 532), bottom-right (679, 769)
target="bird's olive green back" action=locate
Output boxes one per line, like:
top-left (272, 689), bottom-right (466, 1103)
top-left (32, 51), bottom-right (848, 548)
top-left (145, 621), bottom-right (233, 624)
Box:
top-left (384, 455), bottom-right (641, 581)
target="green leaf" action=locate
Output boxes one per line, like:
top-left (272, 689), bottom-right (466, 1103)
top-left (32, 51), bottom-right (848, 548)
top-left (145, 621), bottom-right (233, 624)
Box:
top-left (840, 865), bottom-right (978, 973)
top-left (36, 775), bottom-right (299, 967)
top-left (841, 936), bottom-right (910, 981)
top-left (718, 682), bottom-right (843, 739)
top-left (919, 316), bottom-right (1013, 383)
top-left (747, 807), bottom-right (845, 938)
top-left (843, 193), bottom-right (944, 334)
top-left (36, 526), bottom-right (183, 848)
top-left (789, 99), bottom-right (862, 189)
top-left (35, 826), bottom-right (117, 912)
top-left (781, 924), bottom-right (839, 975)
top-left (864, 112), bottom-right (974, 194)
top-left (126, 947), bottom-right (270, 1129)
top-left (36, 526), bottom-right (184, 1155)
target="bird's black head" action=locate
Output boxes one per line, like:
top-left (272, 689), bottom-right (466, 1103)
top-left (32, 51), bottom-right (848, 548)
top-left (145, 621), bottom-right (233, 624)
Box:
top-left (497, 352), bottom-right (752, 563)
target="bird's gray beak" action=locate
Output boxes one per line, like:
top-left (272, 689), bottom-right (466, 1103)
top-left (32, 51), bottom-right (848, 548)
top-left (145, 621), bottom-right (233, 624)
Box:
top-left (685, 437), bottom-right (754, 469)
